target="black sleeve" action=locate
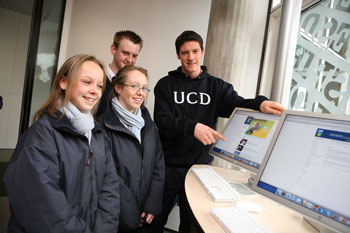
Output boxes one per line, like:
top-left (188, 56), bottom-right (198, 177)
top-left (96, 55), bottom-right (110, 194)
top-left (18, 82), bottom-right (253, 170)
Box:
top-left (216, 80), bottom-right (268, 118)
top-left (96, 81), bottom-right (112, 118)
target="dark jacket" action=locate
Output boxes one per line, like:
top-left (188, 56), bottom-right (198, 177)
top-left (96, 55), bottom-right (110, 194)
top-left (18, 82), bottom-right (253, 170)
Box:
top-left (96, 78), bottom-right (112, 118)
top-left (154, 66), bottom-right (268, 167)
top-left (102, 104), bottom-right (165, 232)
top-left (4, 112), bottom-right (120, 233)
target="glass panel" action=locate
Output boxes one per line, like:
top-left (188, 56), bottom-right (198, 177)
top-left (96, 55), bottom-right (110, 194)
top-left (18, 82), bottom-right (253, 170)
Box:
top-left (289, 0), bottom-right (350, 114)
top-left (272, 0), bottom-right (282, 8)
top-left (29, 0), bottom-right (65, 122)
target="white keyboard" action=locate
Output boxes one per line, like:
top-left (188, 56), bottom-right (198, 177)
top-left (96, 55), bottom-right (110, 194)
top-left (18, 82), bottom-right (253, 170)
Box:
top-left (211, 206), bottom-right (272, 233)
top-left (192, 167), bottom-right (241, 202)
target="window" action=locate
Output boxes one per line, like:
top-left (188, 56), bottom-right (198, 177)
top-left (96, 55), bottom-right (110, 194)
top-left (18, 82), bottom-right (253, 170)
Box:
top-left (290, 0), bottom-right (350, 114)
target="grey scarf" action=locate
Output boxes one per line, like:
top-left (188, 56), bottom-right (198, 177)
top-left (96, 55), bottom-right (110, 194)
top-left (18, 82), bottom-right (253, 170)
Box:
top-left (111, 97), bottom-right (145, 143)
top-left (61, 101), bottom-right (94, 144)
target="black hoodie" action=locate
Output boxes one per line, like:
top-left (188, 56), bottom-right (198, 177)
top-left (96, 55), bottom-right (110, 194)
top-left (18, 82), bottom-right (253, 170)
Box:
top-left (154, 66), bottom-right (268, 167)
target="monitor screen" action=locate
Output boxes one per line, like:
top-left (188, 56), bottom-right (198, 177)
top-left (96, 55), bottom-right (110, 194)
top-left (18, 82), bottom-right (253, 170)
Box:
top-left (209, 108), bottom-right (281, 174)
top-left (252, 110), bottom-right (350, 233)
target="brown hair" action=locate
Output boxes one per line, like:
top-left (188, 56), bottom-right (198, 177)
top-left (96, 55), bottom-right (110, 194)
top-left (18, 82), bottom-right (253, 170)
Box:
top-left (113, 30), bottom-right (143, 50)
top-left (33, 54), bottom-right (106, 121)
top-left (175, 30), bottom-right (204, 55)
top-left (110, 65), bottom-right (148, 107)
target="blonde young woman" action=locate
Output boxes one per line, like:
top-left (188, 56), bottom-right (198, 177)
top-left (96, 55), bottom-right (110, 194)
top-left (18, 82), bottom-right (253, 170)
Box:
top-left (101, 65), bottom-right (164, 233)
top-left (4, 54), bottom-right (120, 233)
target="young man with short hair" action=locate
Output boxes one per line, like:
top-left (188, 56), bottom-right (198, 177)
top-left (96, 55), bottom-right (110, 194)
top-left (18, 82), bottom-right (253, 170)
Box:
top-left (151, 30), bottom-right (284, 233)
top-left (96, 30), bottom-right (143, 117)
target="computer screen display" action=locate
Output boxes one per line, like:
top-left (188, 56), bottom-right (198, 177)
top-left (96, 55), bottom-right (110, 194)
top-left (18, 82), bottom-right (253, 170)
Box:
top-left (252, 110), bottom-right (350, 233)
top-left (209, 108), bottom-right (281, 173)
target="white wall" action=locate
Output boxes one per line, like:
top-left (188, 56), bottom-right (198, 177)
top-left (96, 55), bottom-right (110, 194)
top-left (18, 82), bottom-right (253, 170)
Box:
top-left (0, 7), bottom-right (31, 149)
top-left (59, 0), bottom-right (212, 116)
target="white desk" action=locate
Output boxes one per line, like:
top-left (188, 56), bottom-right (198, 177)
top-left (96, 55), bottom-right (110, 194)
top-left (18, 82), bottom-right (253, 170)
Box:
top-left (185, 164), bottom-right (318, 233)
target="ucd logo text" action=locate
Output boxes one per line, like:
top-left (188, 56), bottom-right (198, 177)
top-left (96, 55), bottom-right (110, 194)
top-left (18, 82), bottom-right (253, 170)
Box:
top-left (174, 91), bottom-right (211, 105)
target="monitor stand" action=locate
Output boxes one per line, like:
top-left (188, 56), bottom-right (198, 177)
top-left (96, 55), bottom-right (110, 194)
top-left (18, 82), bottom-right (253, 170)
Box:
top-left (228, 168), bottom-right (256, 196)
top-left (303, 217), bottom-right (340, 233)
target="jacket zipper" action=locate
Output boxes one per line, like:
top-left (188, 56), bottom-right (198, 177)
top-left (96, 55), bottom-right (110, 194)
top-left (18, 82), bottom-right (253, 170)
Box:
top-left (86, 143), bottom-right (94, 227)
top-left (140, 132), bottom-right (144, 172)
top-left (140, 142), bottom-right (144, 205)
top-left (86, 148), bottom-right (93, 166)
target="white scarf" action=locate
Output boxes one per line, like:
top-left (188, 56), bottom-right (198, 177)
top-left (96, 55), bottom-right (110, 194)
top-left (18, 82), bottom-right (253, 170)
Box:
top-left (61, 101), bottom-right (95, 144)
top-left (111, 97), bottom-right (145, 143)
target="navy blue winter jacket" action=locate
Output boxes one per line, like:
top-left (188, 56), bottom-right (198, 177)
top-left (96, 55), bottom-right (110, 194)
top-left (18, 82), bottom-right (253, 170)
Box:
top-left (4, 112), bottom-right (120, 233)
top-left (154, 66), bottom-right (268, 167)
top-left (102, 103), bottom-right (165, 232)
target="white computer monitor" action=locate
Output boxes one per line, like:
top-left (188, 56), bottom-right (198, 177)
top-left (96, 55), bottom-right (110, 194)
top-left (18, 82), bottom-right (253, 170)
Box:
top-left (209, 107), bottom-right (281, 174)
top-left (252, 110), bottom-right (350, 233)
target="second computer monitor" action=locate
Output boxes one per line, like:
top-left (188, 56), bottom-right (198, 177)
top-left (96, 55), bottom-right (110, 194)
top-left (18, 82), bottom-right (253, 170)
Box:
top-left (252, 110), bottom-right (350, 233)
top-left (209, 107), bottom-right (281, 174)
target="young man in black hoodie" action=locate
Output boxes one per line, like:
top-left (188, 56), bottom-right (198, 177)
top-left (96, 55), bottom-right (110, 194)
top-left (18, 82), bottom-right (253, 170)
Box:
top-left (151, 30), bottom-right (284, 233)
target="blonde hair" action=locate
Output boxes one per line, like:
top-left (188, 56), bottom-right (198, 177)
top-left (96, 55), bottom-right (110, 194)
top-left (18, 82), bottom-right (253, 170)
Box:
top-left (33, 54), bottom-right (106, 121)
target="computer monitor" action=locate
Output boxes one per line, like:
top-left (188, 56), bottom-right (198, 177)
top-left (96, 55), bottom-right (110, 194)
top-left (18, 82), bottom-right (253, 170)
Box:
top-left (252, 110), bottom-right (350, 233)
top-left (209, 107), bottom-right (281, 175)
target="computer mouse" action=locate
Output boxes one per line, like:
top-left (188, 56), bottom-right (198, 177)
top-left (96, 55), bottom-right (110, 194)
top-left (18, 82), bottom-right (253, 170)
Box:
top-left (235, 200), bottom-right (263, 213)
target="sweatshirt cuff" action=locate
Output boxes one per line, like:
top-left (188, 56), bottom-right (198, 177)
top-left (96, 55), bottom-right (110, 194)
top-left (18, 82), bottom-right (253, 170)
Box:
top-left (256, 95), bottom-right (269, 111)
top-left (186, 120), bottom-right (197, 135)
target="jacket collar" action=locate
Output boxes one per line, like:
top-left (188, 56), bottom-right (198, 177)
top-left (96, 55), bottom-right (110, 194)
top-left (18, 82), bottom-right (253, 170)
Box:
top-left (46, 111), bottom-right (102, 136)
top-left (103, 102), bottom-right (152, 134)
top-left (102, 104), bottom-right (126, 132)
